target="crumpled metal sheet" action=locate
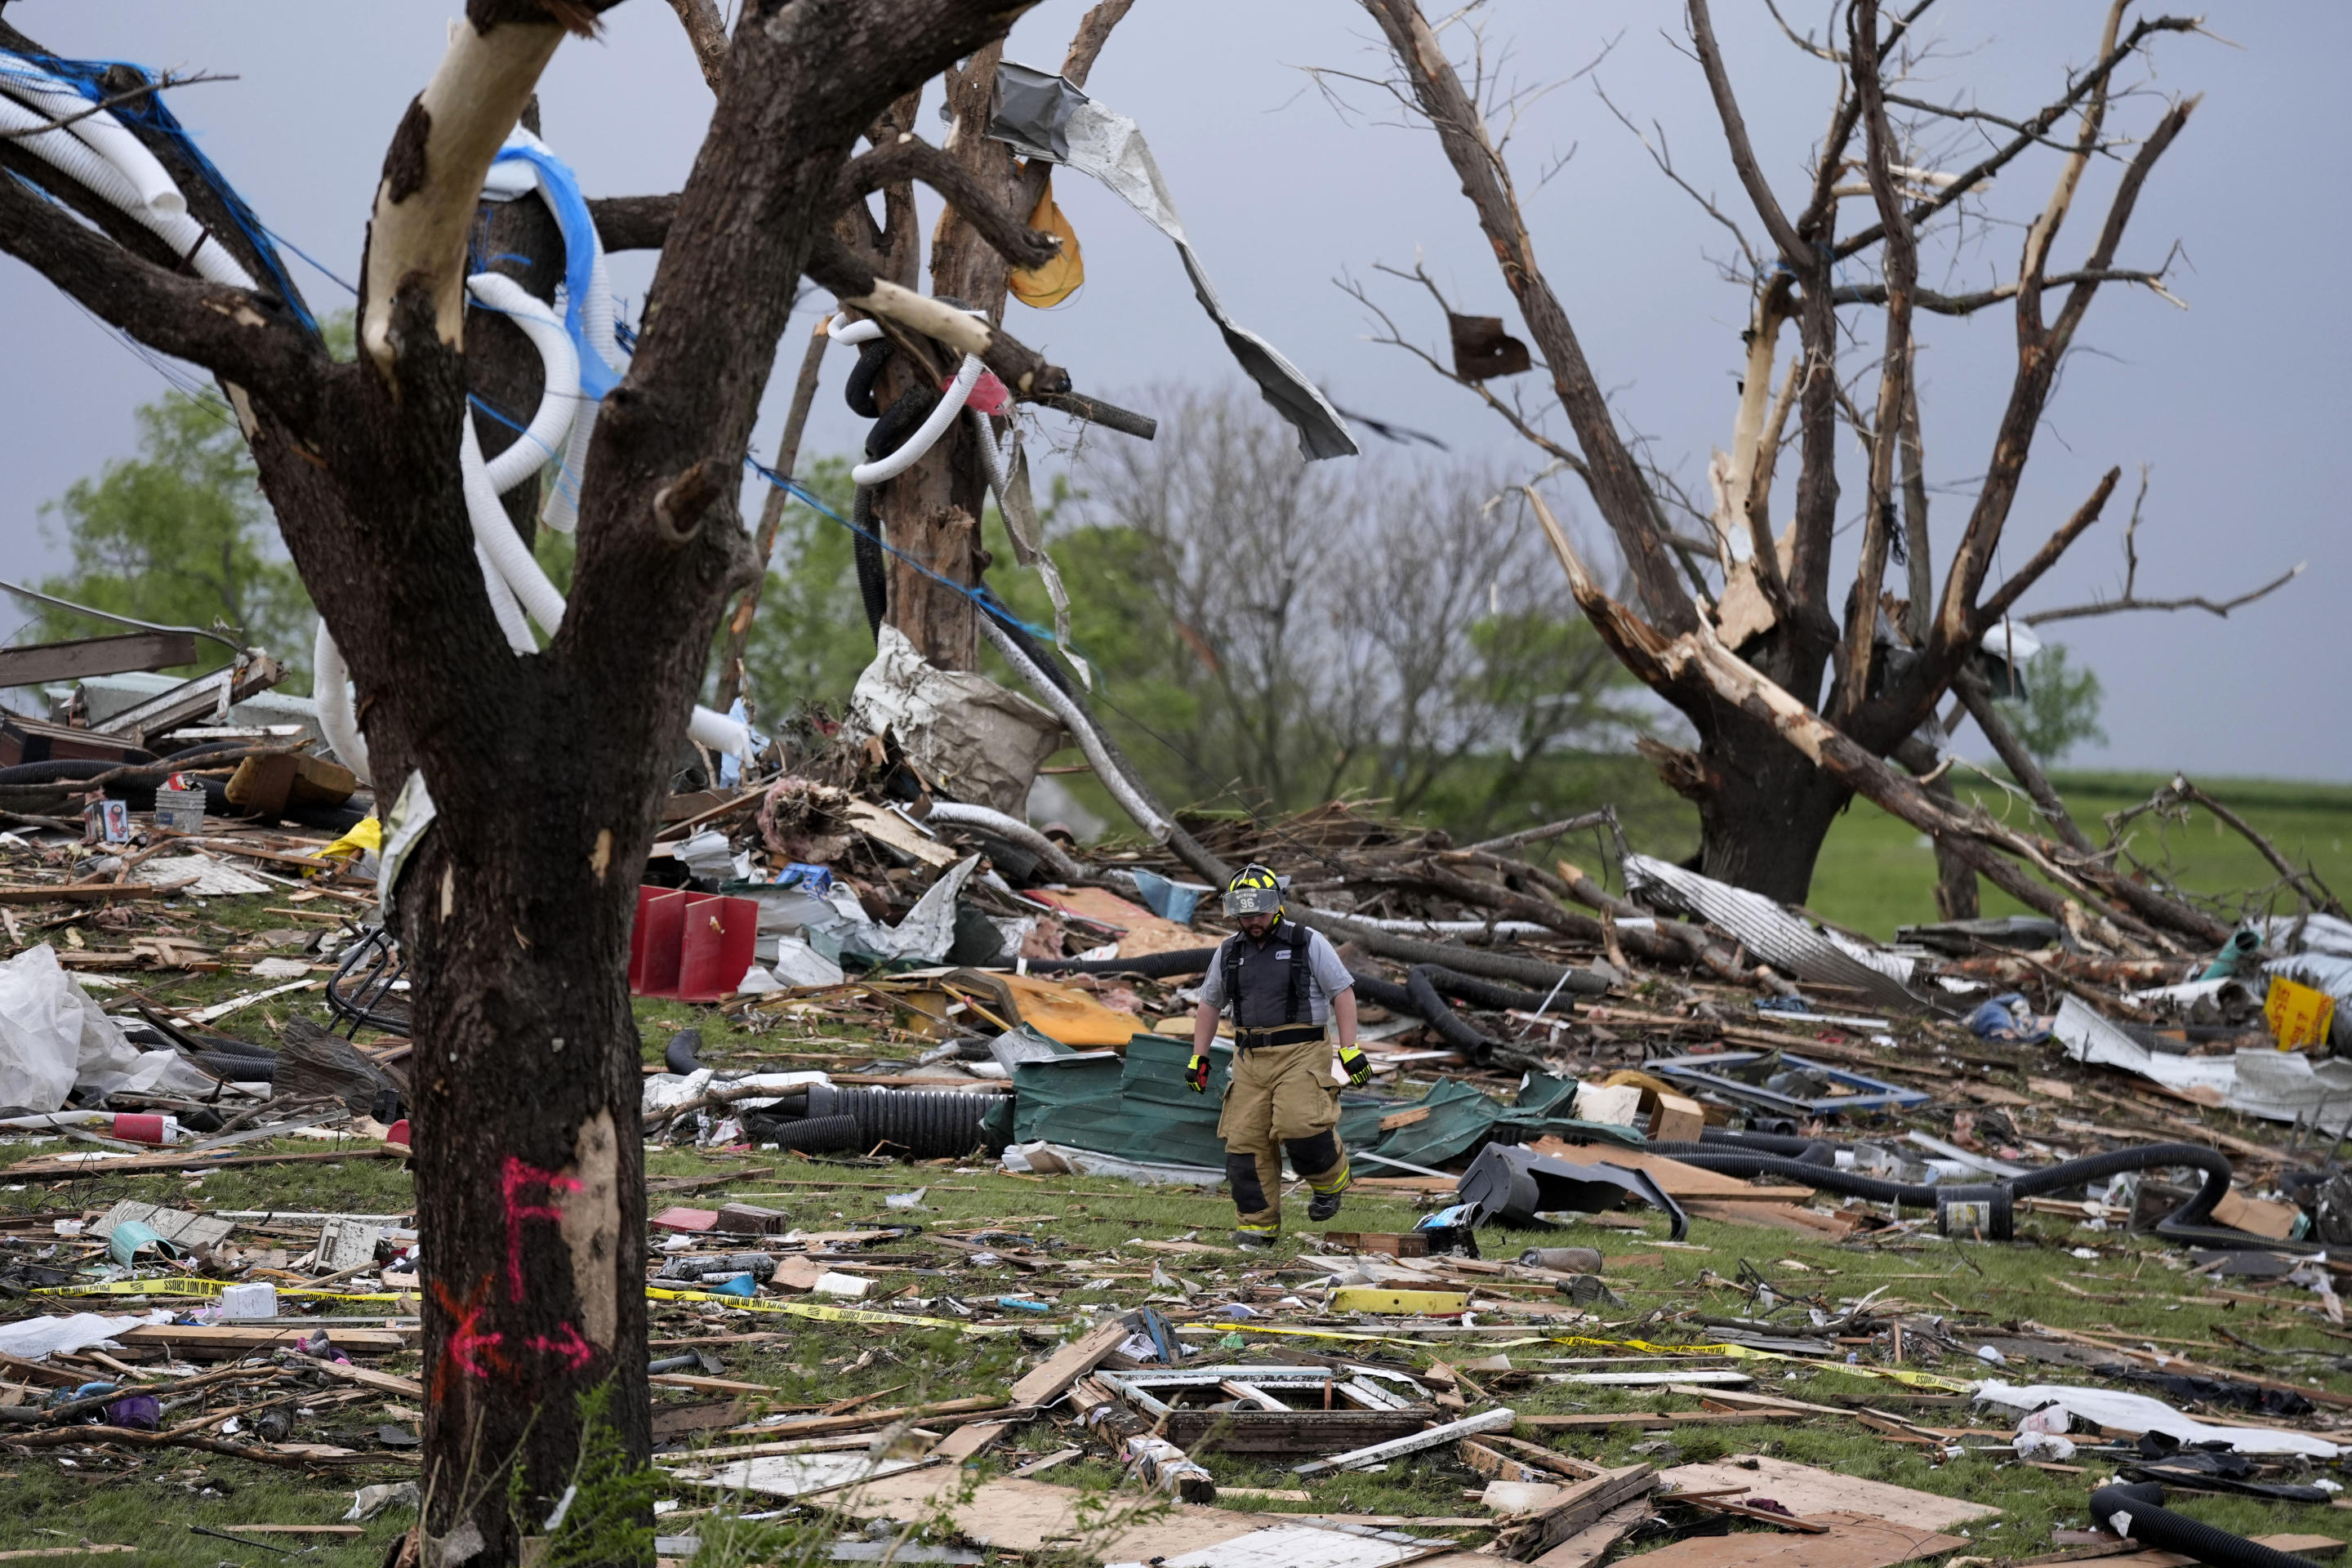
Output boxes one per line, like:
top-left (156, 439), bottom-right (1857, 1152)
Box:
top-left (2052, 993), bottom-right (2352, 1131)
top-left (987, 62), bottom-right (1357, 462)
top-left (1621, 853), bottom-right (1928, 1013)
top-left (843, 625), bottom-right (1065, 815)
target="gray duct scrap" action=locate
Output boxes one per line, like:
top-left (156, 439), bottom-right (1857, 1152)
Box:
top-left (987, 62), bottom-right (1358, 463)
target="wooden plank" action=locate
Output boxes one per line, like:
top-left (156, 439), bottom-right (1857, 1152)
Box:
top-left (1293, 1407), bottom-right (1514, 1478)
top-left (287, 1353), bottom-right (422, 1398)
top-left (119, 1325), bottom-right (407, 1356)
top-left (216, 1527), bottom-right (364, 1537)
top-left (925, 1419), bottom-right (1013, 1464)
top-left (1008, 1316), bottom-right (1132, 1408)
top-left (1520, 1410), bottom-right (1800, 1432)
top-left (0, 881), bottom-right (194, 905)
top-left (0, 630), bottom-right (198, 686)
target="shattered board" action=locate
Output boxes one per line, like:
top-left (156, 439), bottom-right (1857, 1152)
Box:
top-left (90, 1200), bottom-right (234, 1251)
top-left (130, 854), bottom-right (273, 897)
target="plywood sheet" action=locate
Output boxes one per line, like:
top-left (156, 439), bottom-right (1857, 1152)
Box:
top-left (1658, 1455), bottom-right (1998, 1530)
top-left (1028, 886), bottom-right (1205, 959)
top-left (1628, 1512), bottom-right (1964, 1568)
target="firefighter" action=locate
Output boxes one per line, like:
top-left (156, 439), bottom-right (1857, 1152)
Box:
top-left (1188, 863), bottom-right (1370, 1248)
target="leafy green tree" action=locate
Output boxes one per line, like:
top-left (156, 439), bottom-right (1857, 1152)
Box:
top-left (32, 390), bottom-right (314, 686)
top-left (734, 456), bottom-right (872, 720)
top-left (1994, 643), bottom-right (2107, 764)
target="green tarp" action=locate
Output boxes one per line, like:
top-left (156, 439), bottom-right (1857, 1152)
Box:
top-left (996, 1031), bottom-right (1644, 1176)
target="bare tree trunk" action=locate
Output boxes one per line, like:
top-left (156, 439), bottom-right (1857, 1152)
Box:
top-left (712, 322), bottom-right (829, 713)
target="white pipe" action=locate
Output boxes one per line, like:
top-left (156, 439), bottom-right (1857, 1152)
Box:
top-left (850, 354), bottom-right (982, 485)
top-left (312, 621), bottom-right (372, 783)
top-left (475, 537), bottom-right (536, 653)
top-left (0, 59), bottom-right (185, 218)
top-left (687, 706), bottom-right (754, 759)
top-left (926, 802), bottom-right (1088, 882)
top-left (541, 404), bottom-right (593, 534)
top-left (0, 92), bottom-right (252, 291)
top-left (826, 313), bottom-right (883, 346)
top-left (581, 243), bottom-right (621, 379)
top-left (460, 413), bottom-right (565, 639)
top-left (465, 273), bottom-right (580, 494)
top-left (977, 613), bottom-right (1172, 845)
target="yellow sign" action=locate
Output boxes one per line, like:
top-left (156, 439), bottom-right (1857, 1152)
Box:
top-left (1329, 1287), bottom-right (1472, 1315)
top-left (2267, 975), bottom-right (2337, 1051)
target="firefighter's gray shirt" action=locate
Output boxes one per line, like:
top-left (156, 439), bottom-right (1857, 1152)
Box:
top-left (1198, 924), bottom-right (1356, 1027)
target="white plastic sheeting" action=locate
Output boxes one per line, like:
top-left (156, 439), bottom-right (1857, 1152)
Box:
top-left (0, 1310), bottom-right (173, 1361)
top-left (1976, 1381), bottom-right (2341, 1458)
top-left (843, 627), bottom-right (1066, 816)
top-left (987, 63), bottom-right (1355, 463)
top-left (640, 1068), bottom-right (828, 1118)
top-left (0, 945), bottom-right (216, 1110)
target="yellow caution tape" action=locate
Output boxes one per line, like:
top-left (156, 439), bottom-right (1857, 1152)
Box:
top-left (31, 1277), bottom-right (416, 1304)
top-left (644, 1286), bottom-right (1011, 1334)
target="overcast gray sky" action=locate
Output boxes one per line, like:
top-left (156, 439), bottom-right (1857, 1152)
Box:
top-left (1, 2), bottom-right (2342, 779)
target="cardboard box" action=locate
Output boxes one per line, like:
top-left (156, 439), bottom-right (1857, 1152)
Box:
top-left (1649, 1091), bottom-right (1704, 1144)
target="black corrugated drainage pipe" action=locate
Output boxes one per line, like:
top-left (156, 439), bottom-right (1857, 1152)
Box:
top-left (2088, 1481), bottom-right (2316, 1568)
top-left (1650, 1142), bottom-right (2274, 1247)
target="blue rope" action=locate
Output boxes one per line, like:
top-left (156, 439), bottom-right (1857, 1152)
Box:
top-left (743, 459), bottom-right (1066, 646)
top-left (6, 51), bottom-right (321, 337)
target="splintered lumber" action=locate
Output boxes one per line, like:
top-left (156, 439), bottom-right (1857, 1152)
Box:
top-left (1534, 1499), bottom-right (1653, 1568)
top-left (1008, 1316), bottom-right (1130, 1408)
top-left (1499, 1463), bottom-right (1659, 1561)
top-left (1292, 1406), bottom-right (1514, 1477)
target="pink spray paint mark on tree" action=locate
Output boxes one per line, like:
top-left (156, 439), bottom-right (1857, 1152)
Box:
top-left (501, 1155), bottom-right (584, 1302)
top-left (527, 1321), bottom-right (595, 1373)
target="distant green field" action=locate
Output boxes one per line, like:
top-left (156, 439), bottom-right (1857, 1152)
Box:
top-left (1806, 769), bottom-right (2352, 938)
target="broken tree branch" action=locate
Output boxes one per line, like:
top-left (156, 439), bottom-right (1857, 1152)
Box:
top-left (664, 0), bottom-right (728, 90)
top-left (1952, 670), bottom-right (2095, 855)
top-left (1976, 466), bottom-right (2122, 630)
top-left (1359, 0), bottom-right (1696, 635)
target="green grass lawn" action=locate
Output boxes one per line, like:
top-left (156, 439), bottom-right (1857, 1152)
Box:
top-left (1807, 770), bottom-right (2352, 938)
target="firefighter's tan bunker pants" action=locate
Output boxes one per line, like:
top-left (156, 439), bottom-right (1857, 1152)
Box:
top-left (1217, 1036), bottom-right (1350, 1232)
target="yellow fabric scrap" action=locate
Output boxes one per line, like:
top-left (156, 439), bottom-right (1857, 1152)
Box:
top-left (1009, 169), bottom-right (1084, 308)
